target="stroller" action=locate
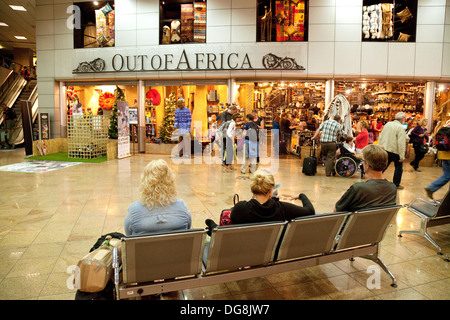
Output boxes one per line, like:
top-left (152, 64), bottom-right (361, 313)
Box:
top-left (334, 142), bottom-right (364, 178)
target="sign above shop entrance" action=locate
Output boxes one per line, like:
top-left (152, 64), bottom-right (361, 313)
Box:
top-left (72, 50), bottom-right (305, 74)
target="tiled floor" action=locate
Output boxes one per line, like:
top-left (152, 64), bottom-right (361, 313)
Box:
top-left (0, 148), bottom-right (449, 300)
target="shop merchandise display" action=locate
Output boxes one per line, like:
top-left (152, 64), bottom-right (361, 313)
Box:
top-left (181, 3), bottom-right (194, 43)
top-left (362, 4), bottom-right (393, 40)
top-left (323, 94), bottom-right (353, 137)
top-left (159, 92), bottom-right (177, 143)
top-left (108, 86), bottom-right (125, 140)
top-left (95, 4), bottom-right (115, 47)
top-left (170, 20), bottom-right (181, 43)
top-left (362, 1), bottom-right (416, 42)
top-left (67, 114), bottom-right (108, 159)
top-left (98, 92), bottom-right (115, 110)
top-left (193, 2), bottom-right (206, 43)
top-left (160, 1), bottom-right (206, 44)
top-left (274, 0), bottom-right (306, 42)
top-left (162, 25), bottom-right (171, 44)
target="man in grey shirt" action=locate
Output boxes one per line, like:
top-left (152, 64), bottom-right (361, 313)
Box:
top-left (334, 144), bottom-right (397, 212)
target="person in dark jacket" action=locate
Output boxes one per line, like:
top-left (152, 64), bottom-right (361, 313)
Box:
top-left (409, 118), bottom-right (429, 172)
top-left (205, 169), bottom-right (315, 234)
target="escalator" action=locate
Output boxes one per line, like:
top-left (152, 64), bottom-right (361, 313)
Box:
top-left (0, 65), bottom-right (39, 149)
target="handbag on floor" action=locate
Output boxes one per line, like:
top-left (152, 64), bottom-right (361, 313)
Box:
top-left (220, 194), bottom-right (239, 226)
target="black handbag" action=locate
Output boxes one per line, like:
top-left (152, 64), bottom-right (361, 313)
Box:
top-left (419, 144), bottom-right (429, 154)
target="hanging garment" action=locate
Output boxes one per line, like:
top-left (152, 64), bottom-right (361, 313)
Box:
top-left (323, 94), bottom-right (353, 137)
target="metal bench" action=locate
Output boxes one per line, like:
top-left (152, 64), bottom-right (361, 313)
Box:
top-left (398, 190), bottom-right (450, 255)
top-left (113, 205), bottom-right (403, 299)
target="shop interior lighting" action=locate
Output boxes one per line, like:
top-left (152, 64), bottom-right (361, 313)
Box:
top-left (0, 22), bottom-right (8, 27)
top-left (9, 5), bottom-right (27, 11)
top-left (14, 36), bottom-right (27, 40)
top-left (438, 85), bottom-right (445, 91)
top-left (93, 1), bottom-right (99, 5)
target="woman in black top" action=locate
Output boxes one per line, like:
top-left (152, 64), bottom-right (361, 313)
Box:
top-left (230, 170), bottom-right (315, 223)
top-left (205, 169), bottom-right (315, 234)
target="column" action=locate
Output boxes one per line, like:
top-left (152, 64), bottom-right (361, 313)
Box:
top-left (138, 80), bottom-right (146, 153)
top-left (424, 81), bottom-right (435, 133)
top-left (59, 82), bottom-right (67, 138)
top-left (227, 78), bottom-right (236, 103)
top-left (325, 79), bottom-right (334, 108)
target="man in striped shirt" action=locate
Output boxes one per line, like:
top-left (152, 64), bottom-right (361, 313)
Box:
top-left (312, 115), bottom-right (344, 176)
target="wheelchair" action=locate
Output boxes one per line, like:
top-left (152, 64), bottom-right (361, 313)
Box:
top-left (334, 144), bottom-right (364, 178)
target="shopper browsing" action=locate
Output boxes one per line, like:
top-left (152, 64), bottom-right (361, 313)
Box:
top-left (240, 113), bottom-right (259, 174)
top-left (218, 105), bottom-right (238, 166)
top-left (124, 159), bottom-right (191, 236)
top-left (223, 113), bottom-right (242, 172)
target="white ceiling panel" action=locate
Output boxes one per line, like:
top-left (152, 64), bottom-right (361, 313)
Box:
top-left (0, 0), bottom-right (36, 51)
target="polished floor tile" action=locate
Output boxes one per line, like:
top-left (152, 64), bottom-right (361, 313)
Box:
top-left (0, 148), bottom-right (449, 300)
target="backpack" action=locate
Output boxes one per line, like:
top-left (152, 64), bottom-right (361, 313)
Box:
top-left (217, 120), bottom-right (232, 138)
top-left (434, 127), bottom-right (450, 151)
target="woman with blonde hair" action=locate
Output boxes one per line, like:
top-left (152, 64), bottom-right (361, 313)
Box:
top-left (205, 169), bottom-right (314, 232)
top-left (409, 118), bottom-right (429, 172)
top-left (124, 159), bottom-right (191, 236)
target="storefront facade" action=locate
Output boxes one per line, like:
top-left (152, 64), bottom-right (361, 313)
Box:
top-left (36, 0), bottom-right (450, 152)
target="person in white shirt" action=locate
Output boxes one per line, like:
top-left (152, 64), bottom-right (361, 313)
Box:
top-left (224, 113), bottom-right (243, 171)
top-left (378, 112), bottom-right (407, 189)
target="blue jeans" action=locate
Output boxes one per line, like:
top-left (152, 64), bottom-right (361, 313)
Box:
top-left (428, 160), bottom-right (450, 192)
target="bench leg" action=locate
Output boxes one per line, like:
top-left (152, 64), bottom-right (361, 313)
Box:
top-left (360, 251), bottom-right (397, 288)
top-left (399, 230), bottom-right (443, 254)
top-left (398, 220), bottom-right (443, 255)
top-left (374, 257), bottom-right (397, 288)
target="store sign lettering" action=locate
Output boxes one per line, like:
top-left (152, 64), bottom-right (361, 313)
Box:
top-left (111, 50), bottom-right (252, 72)
top-left (73, 52), bottom-right (304, 73)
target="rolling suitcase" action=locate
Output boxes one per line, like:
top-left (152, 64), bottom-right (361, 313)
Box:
top-left (302, 141), bottom-right (317, 176)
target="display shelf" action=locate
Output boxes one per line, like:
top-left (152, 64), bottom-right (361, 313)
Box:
top-left (67, 115), bottom-right (108, 159)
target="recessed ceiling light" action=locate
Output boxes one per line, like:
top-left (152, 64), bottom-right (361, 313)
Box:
top-left (9, 5), bottom-right (27, 11)
top-left (0, 22), bottom-right (8, 27)
top-left (15, 36), bottom-right (27, 40)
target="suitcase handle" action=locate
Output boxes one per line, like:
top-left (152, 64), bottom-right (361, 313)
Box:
top-left (310, 140), bottom-right (316, 157)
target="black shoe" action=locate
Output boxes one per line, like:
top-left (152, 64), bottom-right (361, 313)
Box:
top-left (205, 219), bottom-right (218, 236)
top-left (425, 187), bottom-right (434, 200)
